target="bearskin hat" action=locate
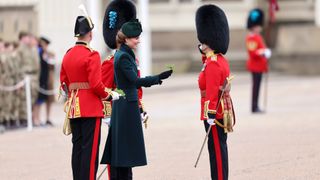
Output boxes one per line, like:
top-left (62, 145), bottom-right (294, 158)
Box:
top-left (247, 8), bottom-right (264, 29)
top-left (103, 0), bottom-right (136, 49)
top-left (195, 4), bottom-right (229, 54)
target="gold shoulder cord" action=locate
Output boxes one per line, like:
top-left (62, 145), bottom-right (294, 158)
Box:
top-left (63, 90), bottom-right (75, 136)
top-left (214, 75), bottom-right (235, 133)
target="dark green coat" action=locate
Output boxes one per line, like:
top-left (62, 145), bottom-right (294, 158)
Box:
top-left (101, 44), bottom-right (161, 167)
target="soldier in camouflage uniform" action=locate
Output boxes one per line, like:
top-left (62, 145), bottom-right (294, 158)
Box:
top-left (0, 39), bottom-right (6, 130)
top-left (29, 35), bottom-right (41, 125)
top-left (2, 43), bottom-right (15, 126)
top-left (29, 35), bottom-right (41, 105)
top-left (16, 32), bottom-right (40, 125)
top-left (11, 42), bottom-right (22, 126)
top-left (6, 42), bottom-right (21, 125)
top-left (0, 42), bottom-right (23, 128)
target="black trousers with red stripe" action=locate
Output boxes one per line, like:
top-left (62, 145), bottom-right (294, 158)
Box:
top-left (251, 72), bottom-right (263, 112)
top-left (204, 120), bottom-right (228, 180)
top-left (70, 117), bottom-right (101, 180)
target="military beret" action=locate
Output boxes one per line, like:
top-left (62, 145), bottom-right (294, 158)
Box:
top-left (121, 19), bottom-right (142, 38)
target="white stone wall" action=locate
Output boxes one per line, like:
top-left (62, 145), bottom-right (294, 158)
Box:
top-left (37, 0), bottom-right (83, 64)
top-left (145, 0), bottom-right (256, 31)
top-left (1, 0), bottom-right (318, 65)
top-left (0, 0), bottom-right (105, 64)
top-left (316, 0), bottom-right (320, 27)
top-left (0, 0), bottom-right (37, 6)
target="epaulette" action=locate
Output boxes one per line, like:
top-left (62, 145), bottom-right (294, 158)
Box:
top-left (84, 45), bottom-right (94, 52)
top-left (208, 55), bottom-right (218, 62)
top-left (106, 55), bottom-right (114, 61)
top-left (206, 51), bottom-right (218, 62)
top-left (66, 48), bottom-right (72, 54)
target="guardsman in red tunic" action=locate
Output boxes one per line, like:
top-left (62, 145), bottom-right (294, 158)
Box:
top-left (196, 5), bottom-right (235, 180)
top-left (60, 14), bottom-right (120, 180)
top-left (246, 8), bottom-right (271, 113)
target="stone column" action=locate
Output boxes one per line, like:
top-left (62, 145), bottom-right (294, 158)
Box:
top-left (316, 0), bottom-right (320, 27)
top-left (86, 0), bottom-right (104, 55)
top-left (138, 0), bottom-right (151, 76)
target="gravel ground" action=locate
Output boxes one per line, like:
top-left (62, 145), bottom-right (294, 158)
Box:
top-left (0, 73), bottom-right (319, 180)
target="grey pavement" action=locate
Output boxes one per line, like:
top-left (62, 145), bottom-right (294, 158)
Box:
top-left (0, 73), bottom-right (319, 180)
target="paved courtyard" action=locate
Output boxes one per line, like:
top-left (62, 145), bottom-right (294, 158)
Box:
top-left (0, 73), bottom-right (319, 180)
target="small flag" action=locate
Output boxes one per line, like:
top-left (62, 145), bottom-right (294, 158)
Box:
top-left (269, 0), bottom-right (279, 23)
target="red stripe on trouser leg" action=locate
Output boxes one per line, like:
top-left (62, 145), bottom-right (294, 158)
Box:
top-left (212, 125), bottom-right (223, 180)
top-left (107, 164), bottom-right (111, 180)
top-left (90, 118), bottom-right (101, 180)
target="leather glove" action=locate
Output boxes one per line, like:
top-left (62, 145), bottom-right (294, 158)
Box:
top-left (158, 70), bottom-right (173, 80)
top-left (207, 119), bottom-right (215, 126)
top-left (102, 117), bottom-right (111, 126)
top-left (111, 91), bottom-right (120, 101)
top-left (140, 112), bottom-right (149, 123)
top-left (198, 44), bottom-right (205, 55)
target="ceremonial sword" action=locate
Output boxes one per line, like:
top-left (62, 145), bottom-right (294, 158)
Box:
top-left (194, 76), bottom-right (233, 168)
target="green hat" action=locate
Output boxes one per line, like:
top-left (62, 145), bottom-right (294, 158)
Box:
top-left (121, 19), bottom-right (142, 38)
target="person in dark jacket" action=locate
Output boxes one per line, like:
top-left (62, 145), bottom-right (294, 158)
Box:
top-left (101, 1), bottom-right (139, 179)
top-left (101, 19), bottom-right (173, 180)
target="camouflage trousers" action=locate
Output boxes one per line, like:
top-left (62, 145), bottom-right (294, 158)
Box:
top-left (0, 72), bottom-right (15, 122)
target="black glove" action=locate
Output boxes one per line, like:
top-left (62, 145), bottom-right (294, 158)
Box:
top-left (198, 44), bottom-right (205, 55)
top-left (158, 70), bottom-right (173, 80)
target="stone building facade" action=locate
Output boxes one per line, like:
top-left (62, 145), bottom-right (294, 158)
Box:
top-left (0, 0), bottom-right (319, 74)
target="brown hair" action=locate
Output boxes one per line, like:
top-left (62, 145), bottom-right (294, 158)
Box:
top-left (4, 42), bottom-right (11, 48)
top-left (19, 31), bottom-right (29, 40)
top-left (13, 42), bottom-right (19, 49)
top-left (116, 30), bottom-right (127, 45)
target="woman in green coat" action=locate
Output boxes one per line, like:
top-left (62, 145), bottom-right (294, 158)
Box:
top-left (101, 19), bottom-right (172, 179)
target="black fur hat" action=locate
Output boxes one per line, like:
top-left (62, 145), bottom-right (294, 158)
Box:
top-left (103, 0), bottom-right (136, 49)
top-left (247, 8), bottom-right (264, 29)
top-left (195, 4), bottom-right (229, 54)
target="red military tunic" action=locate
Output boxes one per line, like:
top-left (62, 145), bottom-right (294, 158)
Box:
top-left (198, 53), bottom-right (230, 121)
top-left (60, 41), bottom-right (110, 118)
top-left (246, 33), bottom-right (268, 73)
top-left (102, 55), bottom-right (116, 89)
